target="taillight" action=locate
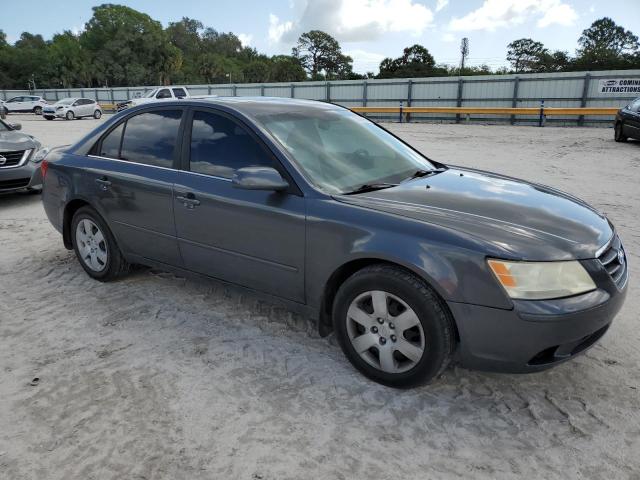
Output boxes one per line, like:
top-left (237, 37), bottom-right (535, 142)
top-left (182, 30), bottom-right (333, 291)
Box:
top-left (41, 159), bottom-right (49, 179)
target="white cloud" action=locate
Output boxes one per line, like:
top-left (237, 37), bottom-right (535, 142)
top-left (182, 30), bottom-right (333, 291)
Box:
top-left (448, 0), bottom-right (577, 32)
top-left (238, 33), bottom-right (253, 47)
top-left (436, 0), bottom-right (448, 12)
top-left (442, 32), bottom-right (456, 42)
top-left (269, 0), bottom-right (434, 45)
top-left (345, 49), bottom-right (387, 73)
top-left (269, 13), bottom-right (293, 43)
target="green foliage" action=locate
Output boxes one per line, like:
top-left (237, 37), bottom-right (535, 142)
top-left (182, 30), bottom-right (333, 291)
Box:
top-left (292, 30), bottom-right (354, 80)
top-left (377, 45), bottom-right (443, 78)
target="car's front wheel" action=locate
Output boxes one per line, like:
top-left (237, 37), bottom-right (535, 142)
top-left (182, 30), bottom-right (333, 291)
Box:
top-left (333, 264), bottom-right (455, 388)
top-left (614, 122), bottom-right (628, 142)
top-left (65, 110), bottom-right (74, 121)
top-left (93, 109), bottom-right (102, 119)
top-left (71, 206), bottom-right (129, 281)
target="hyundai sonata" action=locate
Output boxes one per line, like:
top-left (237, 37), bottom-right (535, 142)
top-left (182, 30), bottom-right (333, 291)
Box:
top-left (41, 98), bottom-right (628, 387)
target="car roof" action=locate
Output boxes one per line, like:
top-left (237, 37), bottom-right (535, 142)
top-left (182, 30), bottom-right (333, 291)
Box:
top-left (180, 96), bottom-right (344, 117)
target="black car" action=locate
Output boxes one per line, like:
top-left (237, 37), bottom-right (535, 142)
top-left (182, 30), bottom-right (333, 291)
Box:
top-left (41, 98), bottom-right (628, 387)
top-left (614, 97), bottom-right (640, 141)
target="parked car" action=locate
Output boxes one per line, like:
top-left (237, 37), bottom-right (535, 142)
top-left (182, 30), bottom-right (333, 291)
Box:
top-left (0, 95), bottom-right (48, 115)
top-left (43, 98), bottom-right (102, 121)
top-left (41, 98), bottom-right (628, 387)
top-left (0, 118), bottom-right (48, 193)
top-left (614, 97), bottom-right (640, 141)
top-left (116, 86), bottom-right (190, 111)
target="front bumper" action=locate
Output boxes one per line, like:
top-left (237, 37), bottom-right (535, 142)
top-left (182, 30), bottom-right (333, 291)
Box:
top-left (449, 258), bottom-right (628, 373)
top-left (42, 109), bottom-right (66, 118)
top-left (0, 158), bottom-right (42, 192)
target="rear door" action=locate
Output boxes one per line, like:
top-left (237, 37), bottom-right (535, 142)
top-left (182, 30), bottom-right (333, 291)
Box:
top-left (173, 108), bottom-right (306, 302)
top-left (87, 107), bottom-right (185, 266)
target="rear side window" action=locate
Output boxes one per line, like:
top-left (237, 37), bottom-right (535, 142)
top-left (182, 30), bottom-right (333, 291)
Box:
top-left (120, 110), bottom-right (182, 168)
top-left (172, 88), bottom-right (187, 98)
top-left (189, 110), bottom-right (272, 178)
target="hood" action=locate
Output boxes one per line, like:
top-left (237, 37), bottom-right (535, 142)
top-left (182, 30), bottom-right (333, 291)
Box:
top-left (336, 168), bottom-right (612, 261)
top-left (0, 128), bottom-right (39, 151)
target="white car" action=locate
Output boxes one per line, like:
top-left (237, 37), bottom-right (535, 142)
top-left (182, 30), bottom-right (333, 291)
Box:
top-left (42, 98), bottom-right (102, 121)
top-left (1, 96), bottom-right (49, 115)
top-left (116, 86), bottom-right (190, 111)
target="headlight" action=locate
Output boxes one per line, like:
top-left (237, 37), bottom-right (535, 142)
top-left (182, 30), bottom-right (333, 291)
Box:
top-left (487, 259), bottom-right (596, 300)
top-left (31, 147), bottom-right (50, 164)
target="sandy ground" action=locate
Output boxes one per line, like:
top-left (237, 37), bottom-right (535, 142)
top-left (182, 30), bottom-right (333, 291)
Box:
top-left (1, 114), bottom-right (639, 480)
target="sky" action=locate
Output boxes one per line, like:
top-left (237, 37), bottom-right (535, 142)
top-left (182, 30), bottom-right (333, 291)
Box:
top-left (2, 0), bottom-right (640, 73)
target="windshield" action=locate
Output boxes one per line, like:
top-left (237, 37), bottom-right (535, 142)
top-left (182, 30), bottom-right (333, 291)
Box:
top-left (56, 98), bottom-right (75, 105)
top-left (255, 108), bottom-right (436, 194)
top-left (144, 89), bottom-right (158, 98)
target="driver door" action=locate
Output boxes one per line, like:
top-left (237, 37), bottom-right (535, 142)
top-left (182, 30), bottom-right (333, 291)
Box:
top-left (173, 108), bottom-right (306, 302)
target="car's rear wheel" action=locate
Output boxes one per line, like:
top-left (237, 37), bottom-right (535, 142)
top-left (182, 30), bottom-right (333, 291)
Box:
top-left (65, 110), bottom-right (74, 121)
top-left (93, 109), bottom-right (102, 119)
top-left (33, 106), bottom-right (43, 115)
top-left (71, 206), bottom-right (129, 281)
top-left (614, 122), bottom-right (628, 142)
top-left (333, 264), bottom-right (455, 388)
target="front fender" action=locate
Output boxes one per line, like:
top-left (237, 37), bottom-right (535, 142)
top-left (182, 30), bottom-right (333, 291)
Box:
top-left (305, 198), bottom-right (512, 310)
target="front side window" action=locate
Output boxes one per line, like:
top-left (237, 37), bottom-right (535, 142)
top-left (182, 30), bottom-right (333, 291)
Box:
top-left (189, 110), bottom-right (272, 178)
top-left (7, 97), bottom-right (21, 103)
top-left (255, 108), bottom-right (435, 194)
top-left (156, 89), bottom-right (171, 99)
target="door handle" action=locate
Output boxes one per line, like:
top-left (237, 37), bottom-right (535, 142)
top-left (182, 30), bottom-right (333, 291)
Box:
top-left (95, 177), bottom-right (111, 190)
top-left (176, 193), bottom-right (201, 208)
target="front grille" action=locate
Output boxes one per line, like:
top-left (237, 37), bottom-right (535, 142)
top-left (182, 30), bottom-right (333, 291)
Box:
top-left (0, 150), bottom-right (27, 168)
top-left (0, 177), bottom-right (30, 190)
top-left (597, 234), bottom-right (628, 289)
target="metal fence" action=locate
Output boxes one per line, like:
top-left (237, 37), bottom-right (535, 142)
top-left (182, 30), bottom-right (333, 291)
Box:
top-left (3, 69), bottom-right (640, 126)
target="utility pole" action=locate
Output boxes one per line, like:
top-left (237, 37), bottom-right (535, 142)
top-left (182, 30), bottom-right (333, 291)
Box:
top-left (459, 38), bottom-right (469, 75)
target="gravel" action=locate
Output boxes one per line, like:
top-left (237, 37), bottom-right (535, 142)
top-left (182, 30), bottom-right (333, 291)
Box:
top-left (1, 114), bottom-right (638, 480)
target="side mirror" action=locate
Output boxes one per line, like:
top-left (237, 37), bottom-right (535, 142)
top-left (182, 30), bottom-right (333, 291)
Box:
top-left (232, 167), bottom-right (289, 192)
top-left (10, 123), bottom-right (22, 130)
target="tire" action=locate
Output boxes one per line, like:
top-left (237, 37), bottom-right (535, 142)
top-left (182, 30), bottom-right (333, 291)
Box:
top-left (65, 110), bottom-right (74, 121)
top-left (71, 206), bottom-right (129, 281)
top-left (33, 106), bottom-right (42, 115)
top-left (614, 122), bottom-right (628, 142)
top-left (332, 264), bottom-right (455, 388)
top-left (44, 116), bottom-right (54, 121)
top-left (93, 109), bottom-right (102, 119)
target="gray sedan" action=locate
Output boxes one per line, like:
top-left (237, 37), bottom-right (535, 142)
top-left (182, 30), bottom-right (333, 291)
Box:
top-left (0, 119), bottom-right (47, 193)
top-left (40, 98), bottom-right (627, 387)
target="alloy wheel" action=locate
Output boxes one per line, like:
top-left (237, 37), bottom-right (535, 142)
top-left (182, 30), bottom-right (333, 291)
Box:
top-left (75, 219), bottom-right (108, 271)
top-left (345, 290), bottom-right (425, 374)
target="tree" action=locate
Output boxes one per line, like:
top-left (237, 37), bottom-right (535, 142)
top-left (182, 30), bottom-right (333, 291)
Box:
top-left (80, 4), bottom-right (177, 86)
top-left (269, 55), bottom-right (306, 82)
top-left (378, 44), bottom-right (439, 78)
top-left (506, 38), bottom-right (548, 72)
top-left (47, 31), bottom-right (95, 88)
top-left (292, 30), bottom-right (353, 80)
top-left (576, 17), bottom-right (639, 68)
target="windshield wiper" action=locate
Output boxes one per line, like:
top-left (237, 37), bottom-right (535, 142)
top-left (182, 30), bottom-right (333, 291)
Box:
top-left (343, 182), bottom-right (398, 195)
top-left (402, 168), bottom-right (447, 182)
